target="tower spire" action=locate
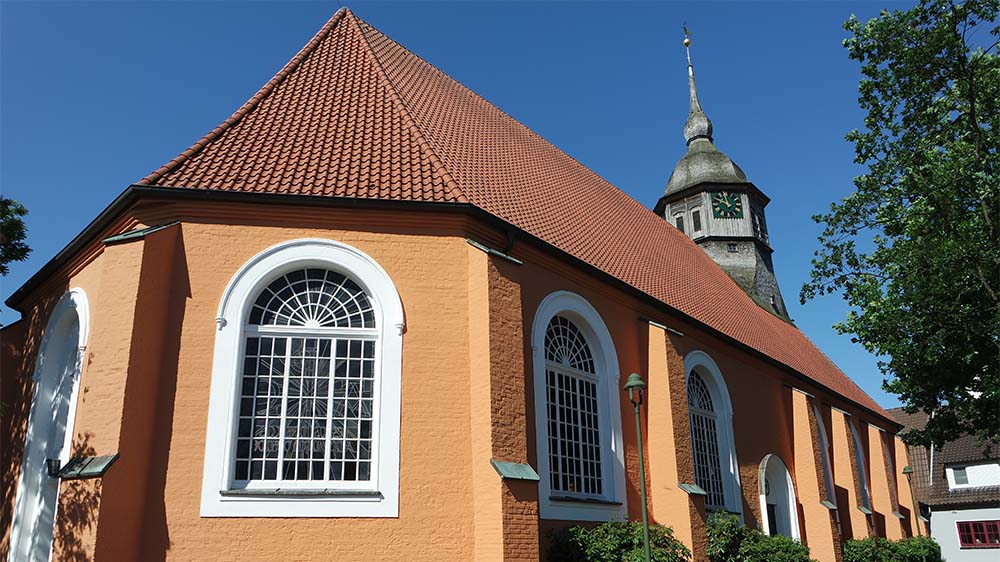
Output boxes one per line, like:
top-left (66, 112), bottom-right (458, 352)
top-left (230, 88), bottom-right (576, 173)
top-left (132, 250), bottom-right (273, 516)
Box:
top-left (682, 26), bottom-right (713, 145)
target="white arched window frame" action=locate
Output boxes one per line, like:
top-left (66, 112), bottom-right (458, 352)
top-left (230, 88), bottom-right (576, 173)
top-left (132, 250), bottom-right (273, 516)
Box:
top-left (532, 291), bottom-right (627, 521)
top-left (200, 239), bottom-right (403, 518)
top-left (848, 419), bottom-right (873, 512)
top-left (810, 401), bottom-right (837, 509)
top-left (758, 454), bottom-right (801, 540)
top-left (684, 350), bottom-right (742, 514)
top-left (9, 288), bottom-right (89, 562)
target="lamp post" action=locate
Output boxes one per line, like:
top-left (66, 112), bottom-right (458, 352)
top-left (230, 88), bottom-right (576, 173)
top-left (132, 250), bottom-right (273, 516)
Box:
top-left (624, 373), bottom-right (651, 562)
top-left (902, 465), bottom-right (923, 537)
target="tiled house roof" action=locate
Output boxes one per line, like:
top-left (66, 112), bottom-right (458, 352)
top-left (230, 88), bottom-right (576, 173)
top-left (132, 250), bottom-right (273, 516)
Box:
top-left (891, 408), bottom-right (1000, 507)
top-left (141, 8), bottom-right (888, 418)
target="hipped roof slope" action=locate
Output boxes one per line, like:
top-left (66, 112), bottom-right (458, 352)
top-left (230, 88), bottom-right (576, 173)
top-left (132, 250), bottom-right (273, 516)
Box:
top-left (142, 9), bottom-right (887, 418)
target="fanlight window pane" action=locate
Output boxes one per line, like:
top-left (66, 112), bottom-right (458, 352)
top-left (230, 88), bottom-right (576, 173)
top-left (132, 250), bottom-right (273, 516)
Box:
top-left (688, 372), bottom-right (725, 508)
top-left (234, 268), bottom-right (377, 485)
top-left (544, 316), bottom-right (603, 497)
top-left (249, 268), bottom-right (375, 328)
top-left (545, 316), bottom-right (595, 374)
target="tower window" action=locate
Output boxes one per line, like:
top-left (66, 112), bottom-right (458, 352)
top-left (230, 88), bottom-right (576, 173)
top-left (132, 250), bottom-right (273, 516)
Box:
top-left (727, 243), bottom-right (738, 253)
top-left (692, 208), bottom-right (703, 233)
top-left (674, 214), bottom-right (685, 234)
top-left (753, 213), bottom-right (769, 244)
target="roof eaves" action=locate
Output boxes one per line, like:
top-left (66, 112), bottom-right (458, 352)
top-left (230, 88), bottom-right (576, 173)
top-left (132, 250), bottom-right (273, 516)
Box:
top-left (139, 8), bottom-right (351, 186)
top-left (349, 12), bottom-right (468, 204)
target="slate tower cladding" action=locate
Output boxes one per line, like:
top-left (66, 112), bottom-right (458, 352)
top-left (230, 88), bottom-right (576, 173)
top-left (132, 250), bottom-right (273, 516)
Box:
top-left (654, 35), bottom-right (789, 320)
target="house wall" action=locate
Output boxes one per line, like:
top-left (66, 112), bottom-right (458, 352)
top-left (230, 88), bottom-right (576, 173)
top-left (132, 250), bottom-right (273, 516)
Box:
top-left (139, 218), bottom-right (481, 561)
top-left (1, 242), bottom-right (113, 562)
top-left (930, 506), bottom-right (1000, 562)
top-left (1, 199), bottom-right (920, 562)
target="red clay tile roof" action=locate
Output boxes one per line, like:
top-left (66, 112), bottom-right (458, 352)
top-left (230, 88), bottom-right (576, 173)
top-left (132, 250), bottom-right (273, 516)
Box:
top-left (142, 9), bottom-right (889, 419)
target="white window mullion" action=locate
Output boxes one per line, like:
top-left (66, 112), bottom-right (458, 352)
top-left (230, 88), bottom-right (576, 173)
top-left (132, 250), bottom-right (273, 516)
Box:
top-left (276, 336), bottom-right (292, 481)
top-left (323, 337), bottom-right (336, 482)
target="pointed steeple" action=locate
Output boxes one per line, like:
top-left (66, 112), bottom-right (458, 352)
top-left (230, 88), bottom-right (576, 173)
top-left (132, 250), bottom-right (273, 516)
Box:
top-left (683, 29), bottom-right (713, 144)
top-left (662, 29), bottom-right (747, 196)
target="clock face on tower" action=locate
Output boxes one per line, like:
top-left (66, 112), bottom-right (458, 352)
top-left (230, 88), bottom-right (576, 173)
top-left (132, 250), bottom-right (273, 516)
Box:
top-left (711, 191), bottom-right (744, 219)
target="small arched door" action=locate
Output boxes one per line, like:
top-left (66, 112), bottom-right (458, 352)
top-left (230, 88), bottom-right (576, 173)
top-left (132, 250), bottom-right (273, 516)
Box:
top-left (758, 454), bottom-right (800, 539)
top-left (8, 290), bottom-right (88, 562)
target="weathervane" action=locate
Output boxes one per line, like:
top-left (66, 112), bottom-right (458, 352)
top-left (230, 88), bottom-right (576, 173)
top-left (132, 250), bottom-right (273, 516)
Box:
top-left (682, 24), bottom-right (693, 67)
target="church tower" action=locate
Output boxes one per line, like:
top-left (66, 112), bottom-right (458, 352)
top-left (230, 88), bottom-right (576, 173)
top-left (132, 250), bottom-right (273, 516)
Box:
top-left (654, 33), bottom-right (789, 320)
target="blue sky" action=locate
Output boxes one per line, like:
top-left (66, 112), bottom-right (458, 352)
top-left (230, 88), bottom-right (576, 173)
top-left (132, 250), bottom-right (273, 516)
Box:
top-left (1, 1), bottom-right (909, 407)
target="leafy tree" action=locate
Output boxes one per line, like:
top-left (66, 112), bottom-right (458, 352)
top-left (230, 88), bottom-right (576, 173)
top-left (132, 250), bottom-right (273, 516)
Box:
top-left (0, 197), bottom-right (30, 276)
top-left (802, 0), bottom-right (1000, 447)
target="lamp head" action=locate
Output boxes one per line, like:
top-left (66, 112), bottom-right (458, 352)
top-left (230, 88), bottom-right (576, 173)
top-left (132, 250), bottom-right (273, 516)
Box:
top-left (623, 373), bottom-right (647, 404)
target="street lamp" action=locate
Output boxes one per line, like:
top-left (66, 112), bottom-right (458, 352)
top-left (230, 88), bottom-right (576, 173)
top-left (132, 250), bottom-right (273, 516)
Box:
top-left (624, 373), bottom-right (652, 562)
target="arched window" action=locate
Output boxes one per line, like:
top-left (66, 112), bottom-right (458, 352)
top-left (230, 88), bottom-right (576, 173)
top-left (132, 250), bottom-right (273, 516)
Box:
top-left (201, 239), bottom-right (403, 518)
top-left (544, 316), bottom-right (602, 497)
top-left (810, 401), bottom-right (837, 508)
top-left (688, 371), bottom-right (726, 509)
top-left (685, 351), bottom-right (741, 513)
top-left (532, 291), bottom-right (626, 521)
top-left (848, 420), bottom-right (873, 512)
top-left (234, 269), bottom-right (377, 485)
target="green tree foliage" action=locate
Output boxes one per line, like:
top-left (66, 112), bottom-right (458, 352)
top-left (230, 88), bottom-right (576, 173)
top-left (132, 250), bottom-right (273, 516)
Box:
top-left (0, 197), bottom-right (30, 276)
top-left (705, 512), bottom-right (815, 562)
top-left (843, 536), bottom-right (943, 562)
top-left (548, 521), bottom-right (691, 562)
top-left (802, 0), bottom-right (1000, 447)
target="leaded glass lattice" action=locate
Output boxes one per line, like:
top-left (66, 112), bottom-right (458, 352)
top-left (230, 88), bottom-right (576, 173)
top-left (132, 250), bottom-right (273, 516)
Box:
top-left (544, 316), bottom-right (603, 497)
top-left (249, 268), bottom-right (375, 328)
top-left (234, 268), bottom-right (377, 486)
top-left (688, 372), bottom-right (725, 508)
top-left (545, 316), bottom-right (595, 373)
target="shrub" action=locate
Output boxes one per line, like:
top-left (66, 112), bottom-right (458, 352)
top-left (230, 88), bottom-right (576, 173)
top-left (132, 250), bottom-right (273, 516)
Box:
top-left (740, 534), bottom-right (813, 562)
top-left (842, 537), bottom-right (895, 562)
top-left (893, 536), bottom-right (942, 562)
top-left (706, 512), bottom-right (815, 562)
top-left (843, 536), bottom-right (942, 562)
top-left (706, 512), bottom-right (754, 562)
top-left (548, 520), bottom-right (691, 562)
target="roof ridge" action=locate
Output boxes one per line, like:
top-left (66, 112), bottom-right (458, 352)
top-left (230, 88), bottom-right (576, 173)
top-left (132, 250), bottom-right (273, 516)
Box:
top-left (139, 8), bottom-right (351, 186)
top-left (355, 16), bottom-right (634, 204)
top-left (349, 13), bottom-right (468, 203)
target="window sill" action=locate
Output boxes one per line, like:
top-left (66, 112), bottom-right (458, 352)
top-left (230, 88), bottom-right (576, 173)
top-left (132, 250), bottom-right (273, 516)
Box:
top-left (549, 495), bottom-right (622, 506)
top-left (220, 488), bottom-right (383, 499)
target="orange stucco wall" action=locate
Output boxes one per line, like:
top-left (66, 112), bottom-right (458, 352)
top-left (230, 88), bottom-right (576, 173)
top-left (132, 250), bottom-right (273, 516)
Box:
top-left (1, 200), bottom-right (913, 562)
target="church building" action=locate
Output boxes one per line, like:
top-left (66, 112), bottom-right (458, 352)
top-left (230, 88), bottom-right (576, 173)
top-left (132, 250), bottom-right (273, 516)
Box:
top-left (1, 9), bottom-right (921, 561)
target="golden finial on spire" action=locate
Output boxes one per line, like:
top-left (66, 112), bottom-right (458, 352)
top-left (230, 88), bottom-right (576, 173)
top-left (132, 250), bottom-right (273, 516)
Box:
top-left (679, 23), bottom-right (712, 143)
top-left (682, 24), bottom-right (693, 67)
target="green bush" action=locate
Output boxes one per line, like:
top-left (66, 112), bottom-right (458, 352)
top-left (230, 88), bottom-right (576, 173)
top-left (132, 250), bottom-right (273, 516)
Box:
top-left (706, 511), bottom-right (754, 562)
top-left (893, 536), bottom-right (942, 562)
top-left (843, 536), bottom-right (942, 562)
top-left (548, 520), bottom-right (691, 562)
top-left (740, 534), bottom-right (813, 562)
top-left (842, 537), bottom-right (895, 562)
top-left (706, 512), bottom-right (815, 562)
